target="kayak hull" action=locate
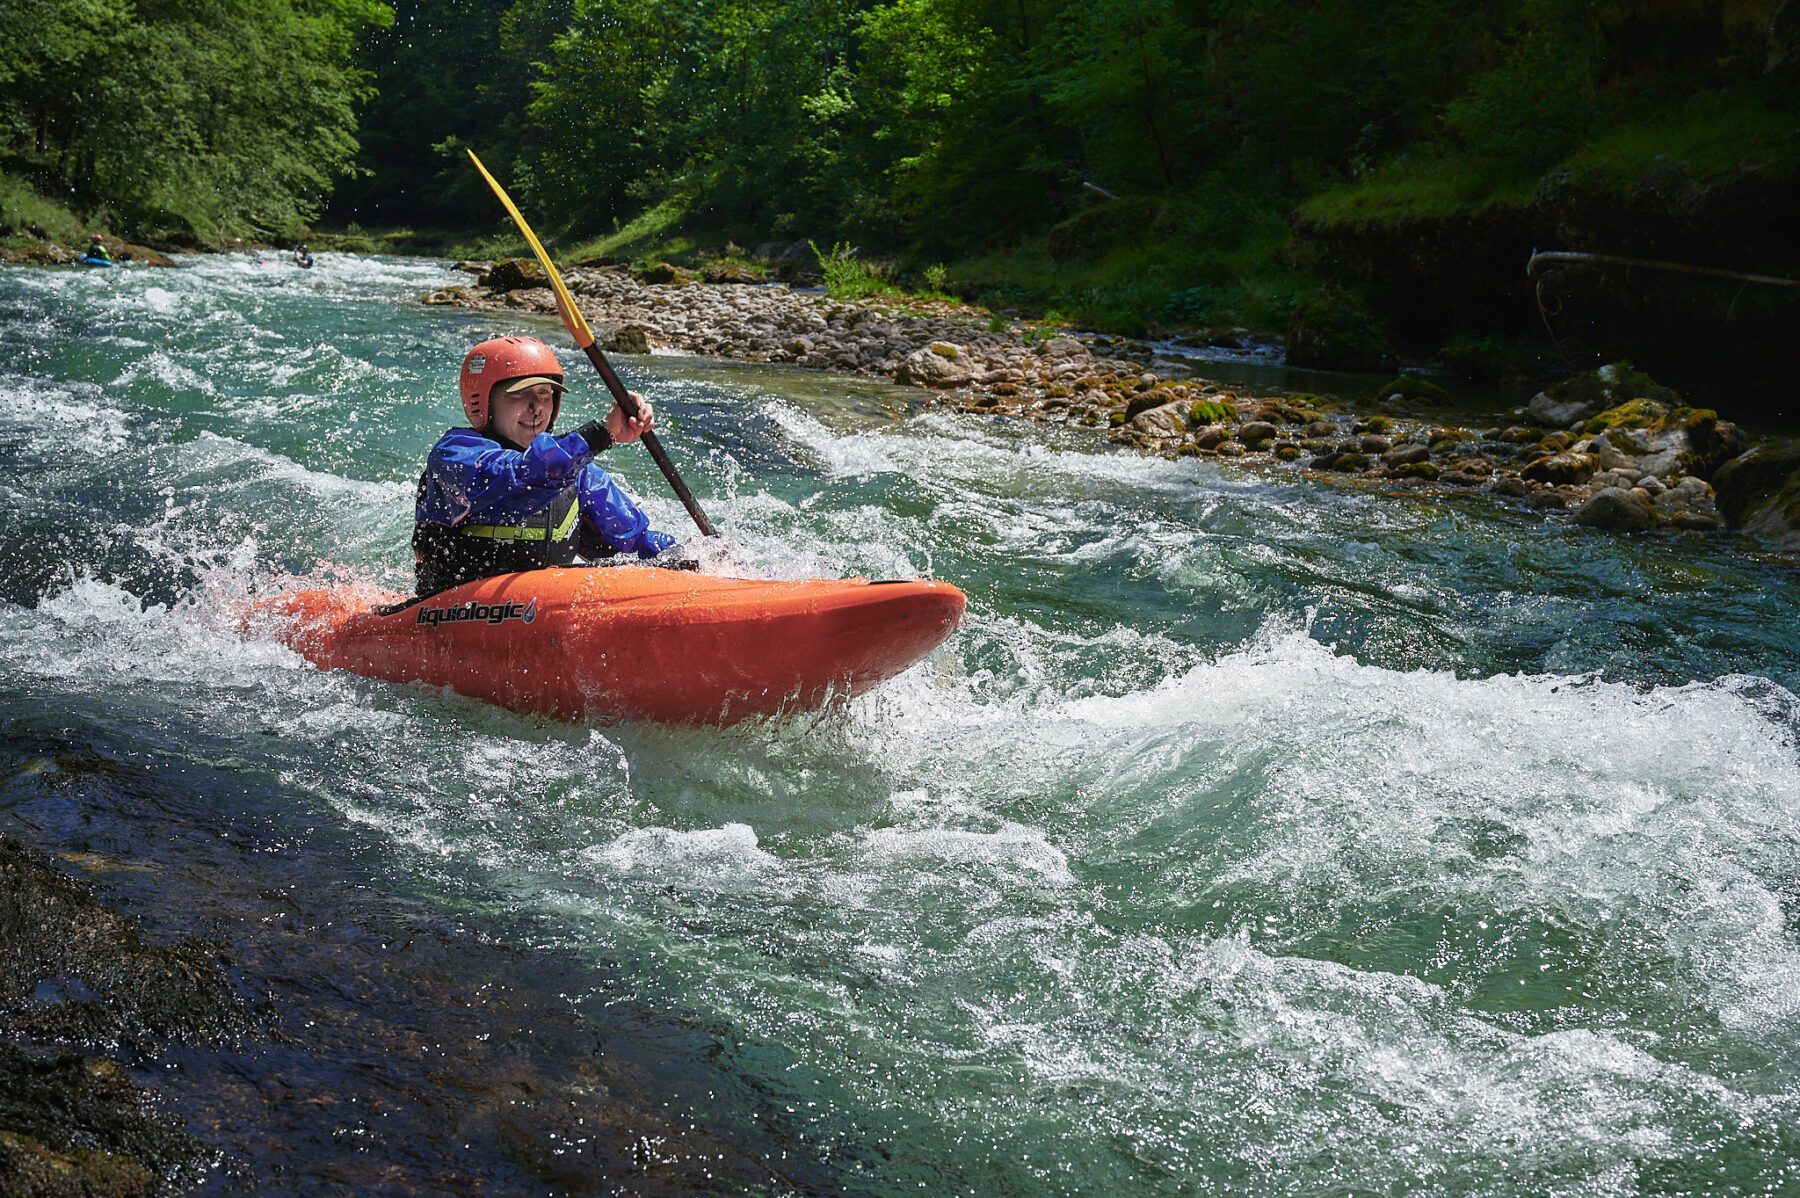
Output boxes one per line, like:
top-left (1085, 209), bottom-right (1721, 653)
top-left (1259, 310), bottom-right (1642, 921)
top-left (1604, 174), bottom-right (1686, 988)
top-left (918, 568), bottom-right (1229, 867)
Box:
top-left (247, 566), bottom-right (965, 724)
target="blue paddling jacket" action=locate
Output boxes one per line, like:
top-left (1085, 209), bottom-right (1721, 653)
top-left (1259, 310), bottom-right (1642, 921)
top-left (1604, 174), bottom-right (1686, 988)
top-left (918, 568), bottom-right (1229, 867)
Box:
top-left (413, 423), bottom-right (674, 596)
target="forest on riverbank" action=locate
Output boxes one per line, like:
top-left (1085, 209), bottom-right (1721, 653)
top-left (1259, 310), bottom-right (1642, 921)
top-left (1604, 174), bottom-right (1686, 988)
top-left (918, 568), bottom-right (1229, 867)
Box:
top-left (3, 0), bottom-right (1797, 397)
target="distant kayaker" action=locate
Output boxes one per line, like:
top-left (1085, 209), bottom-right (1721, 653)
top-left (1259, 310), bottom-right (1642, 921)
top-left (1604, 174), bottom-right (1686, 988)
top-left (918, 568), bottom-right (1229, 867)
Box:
top-left (293, 243), bottom-right (313, 268)
top-left (413, 335), bottom-right (677, 596)
top-left (86, 234), bottom-right (113, 264)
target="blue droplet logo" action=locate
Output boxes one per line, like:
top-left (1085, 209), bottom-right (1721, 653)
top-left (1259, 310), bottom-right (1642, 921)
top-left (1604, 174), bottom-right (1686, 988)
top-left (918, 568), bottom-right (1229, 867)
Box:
top-left (522, 598), bottom-right (537, 624)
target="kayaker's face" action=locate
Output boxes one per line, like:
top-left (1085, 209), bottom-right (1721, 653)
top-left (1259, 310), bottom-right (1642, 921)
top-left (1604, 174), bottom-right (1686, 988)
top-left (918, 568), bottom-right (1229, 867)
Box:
top-left (490, 381), bottom-right (559, 447)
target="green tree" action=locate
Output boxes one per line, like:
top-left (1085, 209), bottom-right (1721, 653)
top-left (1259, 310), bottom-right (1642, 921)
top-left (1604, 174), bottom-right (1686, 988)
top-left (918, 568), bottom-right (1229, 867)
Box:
top-left (3, 0), bottom-right (392, 240)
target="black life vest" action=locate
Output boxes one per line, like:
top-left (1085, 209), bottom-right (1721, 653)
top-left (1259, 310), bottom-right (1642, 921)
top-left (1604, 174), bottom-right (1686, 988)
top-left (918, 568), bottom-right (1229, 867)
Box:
top-left (413, 478), bottom-right (585, 596)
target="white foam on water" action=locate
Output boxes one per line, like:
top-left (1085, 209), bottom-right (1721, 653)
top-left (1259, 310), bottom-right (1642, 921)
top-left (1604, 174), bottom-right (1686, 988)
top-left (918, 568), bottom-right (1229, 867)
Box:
top-left (0, 379), bottom-right (128, 452)
top-left (112, 348), bottom-right (217, 396)
top-left (166, 431), bottom-right (409, 506)
top-left (585, 822), bottom-right (782, 884)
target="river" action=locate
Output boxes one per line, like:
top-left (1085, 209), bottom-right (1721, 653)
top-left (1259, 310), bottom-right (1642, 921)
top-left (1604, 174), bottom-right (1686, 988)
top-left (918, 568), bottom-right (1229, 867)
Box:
top-left (3, 253), bottom-right (1798, 1195)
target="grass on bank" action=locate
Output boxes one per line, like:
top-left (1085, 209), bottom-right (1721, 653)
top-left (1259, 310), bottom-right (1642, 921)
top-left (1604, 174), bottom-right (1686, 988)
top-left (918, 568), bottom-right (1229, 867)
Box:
top-left (1301, 84), bottom-right (1799, 229)
top-left (0, 172), bottom-right (92, 245)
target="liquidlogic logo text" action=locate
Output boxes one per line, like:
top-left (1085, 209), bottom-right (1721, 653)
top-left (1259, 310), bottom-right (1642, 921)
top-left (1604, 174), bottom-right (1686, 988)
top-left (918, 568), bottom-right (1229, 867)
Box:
top-left (415, 597), bottom-right (538, 628)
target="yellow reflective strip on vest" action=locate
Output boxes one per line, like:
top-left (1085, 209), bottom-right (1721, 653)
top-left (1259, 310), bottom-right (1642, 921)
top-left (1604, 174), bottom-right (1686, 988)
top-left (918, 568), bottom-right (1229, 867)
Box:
top-left (459, 501), bottom-right (580, 542)
top-left (460, 523), bottom-right (547, 541)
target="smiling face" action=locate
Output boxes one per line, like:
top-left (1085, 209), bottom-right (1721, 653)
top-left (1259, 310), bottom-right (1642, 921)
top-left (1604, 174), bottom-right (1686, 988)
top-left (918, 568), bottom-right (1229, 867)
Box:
top-left (488, 380), bottom-right (562, 447)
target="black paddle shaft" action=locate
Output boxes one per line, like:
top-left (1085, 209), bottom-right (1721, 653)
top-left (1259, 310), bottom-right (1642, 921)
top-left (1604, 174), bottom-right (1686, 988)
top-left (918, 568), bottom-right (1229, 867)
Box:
top-left (578, 340), bottom-right (718, 537)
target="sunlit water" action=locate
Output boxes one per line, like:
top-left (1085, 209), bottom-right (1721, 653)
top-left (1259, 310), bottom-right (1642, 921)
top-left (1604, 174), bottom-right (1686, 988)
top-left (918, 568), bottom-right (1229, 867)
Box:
top-left (3, 254), bottom-right (1799, 1195)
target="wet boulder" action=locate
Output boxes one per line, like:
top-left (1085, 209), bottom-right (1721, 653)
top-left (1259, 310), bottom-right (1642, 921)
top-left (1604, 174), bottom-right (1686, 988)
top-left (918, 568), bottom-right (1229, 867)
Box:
top-left (1573, 486), bottom-right (1655, 532)
top-left (1381, 443), bottom-right (1431, 469)
top-left (480, 257), bottom-right (548, 292)
top-left (1712, 439), bottom-right (1800, 551)
top-left (1237, 420), bottom-right (1278, 449)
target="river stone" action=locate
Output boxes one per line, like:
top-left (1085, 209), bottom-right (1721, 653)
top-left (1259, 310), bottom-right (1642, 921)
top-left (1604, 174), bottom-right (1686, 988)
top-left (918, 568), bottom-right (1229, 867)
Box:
top-left (1521, 452), bottom-right (1597, 485)
top-left (1573, 487), bottom-right (1654, 532)
top-left (897, 342), bottom-right (976, 388)
top-left (1381, 443), bottom-right (1431, 468)
top-left (481, 257), bottom-right (550, 292)
top-left (601, 324), bottom-right (653, 354)
top-left (1128, 401), bottom-right (1189, 438)
top-left (1237, 421), bottom-right (1277, 448)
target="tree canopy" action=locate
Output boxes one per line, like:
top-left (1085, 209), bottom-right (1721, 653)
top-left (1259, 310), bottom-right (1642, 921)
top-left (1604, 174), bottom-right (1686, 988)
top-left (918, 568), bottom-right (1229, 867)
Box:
top-left (1, 0), bottom-right (392, 240)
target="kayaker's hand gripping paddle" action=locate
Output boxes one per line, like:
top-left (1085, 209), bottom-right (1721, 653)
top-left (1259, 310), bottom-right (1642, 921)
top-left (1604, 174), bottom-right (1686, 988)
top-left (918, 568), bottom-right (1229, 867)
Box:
top-left (468, 149), bottom-right (718, 537)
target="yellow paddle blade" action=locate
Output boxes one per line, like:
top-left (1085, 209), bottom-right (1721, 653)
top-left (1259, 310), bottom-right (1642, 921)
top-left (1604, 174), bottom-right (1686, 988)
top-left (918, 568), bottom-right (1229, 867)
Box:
top-left (467, 149), bottom-right (595, 349)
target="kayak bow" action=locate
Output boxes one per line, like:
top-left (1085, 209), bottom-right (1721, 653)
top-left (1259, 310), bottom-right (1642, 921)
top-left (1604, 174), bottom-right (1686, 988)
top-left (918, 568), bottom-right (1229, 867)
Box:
top-left (248, 566), bottom-right (965, 724)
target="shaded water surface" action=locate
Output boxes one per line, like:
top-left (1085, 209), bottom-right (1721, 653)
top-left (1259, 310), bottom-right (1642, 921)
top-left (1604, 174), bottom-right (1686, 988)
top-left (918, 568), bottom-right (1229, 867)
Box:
top-left (2, 255), bottom-right (1798, 1195)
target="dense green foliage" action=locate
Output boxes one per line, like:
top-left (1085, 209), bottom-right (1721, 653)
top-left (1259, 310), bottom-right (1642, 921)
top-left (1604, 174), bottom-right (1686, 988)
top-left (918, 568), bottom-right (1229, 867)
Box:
top-left (0, 0), bottom-right (392, 241)
top-left (327, 0), bottom-right (1794, 333)
top-left (6, 0), bottom-right (1793, 345)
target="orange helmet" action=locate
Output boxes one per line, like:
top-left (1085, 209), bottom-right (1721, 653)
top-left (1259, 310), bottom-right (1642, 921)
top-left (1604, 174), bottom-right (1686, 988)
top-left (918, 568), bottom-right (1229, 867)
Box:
top-left (459, 336), bottom-right (565, 429)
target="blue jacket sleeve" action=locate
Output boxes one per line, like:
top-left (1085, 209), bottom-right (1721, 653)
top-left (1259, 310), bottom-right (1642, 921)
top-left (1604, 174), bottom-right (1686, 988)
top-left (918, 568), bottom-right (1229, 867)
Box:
top-left (416, 427), bottom-right (601, 526)
top-left (578, 465), bottom-right (676, 558)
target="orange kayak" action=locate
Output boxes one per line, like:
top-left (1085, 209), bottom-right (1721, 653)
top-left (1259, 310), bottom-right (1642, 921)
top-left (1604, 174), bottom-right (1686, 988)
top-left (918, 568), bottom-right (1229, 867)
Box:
top-left (247, 566), bottom-right (965, 724)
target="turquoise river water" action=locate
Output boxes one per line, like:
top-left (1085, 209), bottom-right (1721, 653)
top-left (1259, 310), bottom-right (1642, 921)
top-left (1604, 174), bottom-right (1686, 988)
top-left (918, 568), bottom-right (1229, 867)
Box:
top-left (2, 254), bottom-right (1798, 1195)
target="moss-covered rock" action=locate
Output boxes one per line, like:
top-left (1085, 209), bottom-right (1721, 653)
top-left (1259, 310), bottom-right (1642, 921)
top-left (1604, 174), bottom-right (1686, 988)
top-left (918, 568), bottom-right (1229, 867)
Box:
top-left (1582, 398), bottom-right (1671, 434)
top-left (1586, 405), bottom-right (1748, 481)
top-left (1530, 362), bottom-right (1681, 427)
top-left (1188, 399), bottom-right (1236, 426)
top-left (1521, 452), bottom-right (1598, 485)
top-left (480, 257), bottom-right (548, 292)
top-left (1389, 461), bottom-right (1441, 481)
top-left (1713, 440), bottom-right (1800, 538)
top-left (1285, 288), bottom-right (1395, 372)
top-left (634, 261), bottom-right (693, 285)
top-left (1373, 375), bottom-right (1450, 404)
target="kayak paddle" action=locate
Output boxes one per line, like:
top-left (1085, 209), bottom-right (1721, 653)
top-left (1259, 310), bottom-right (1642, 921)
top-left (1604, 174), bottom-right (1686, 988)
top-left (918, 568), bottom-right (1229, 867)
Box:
top-left (467, 149), bottom-right (718, 537)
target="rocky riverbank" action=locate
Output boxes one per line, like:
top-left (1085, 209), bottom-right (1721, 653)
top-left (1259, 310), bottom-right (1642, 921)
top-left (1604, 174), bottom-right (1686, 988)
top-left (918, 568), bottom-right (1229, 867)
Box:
top-left (0, 238), bottom-right (177, 268)
top-left (429, 260), bottom-right (1800, 559)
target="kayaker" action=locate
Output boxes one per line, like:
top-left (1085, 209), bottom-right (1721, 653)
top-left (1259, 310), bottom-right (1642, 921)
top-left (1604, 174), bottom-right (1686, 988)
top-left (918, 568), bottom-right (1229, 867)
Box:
top-left (413, 335), bottom-right (677, 595)
top-left (86, 234), bottom-right (113, 264)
